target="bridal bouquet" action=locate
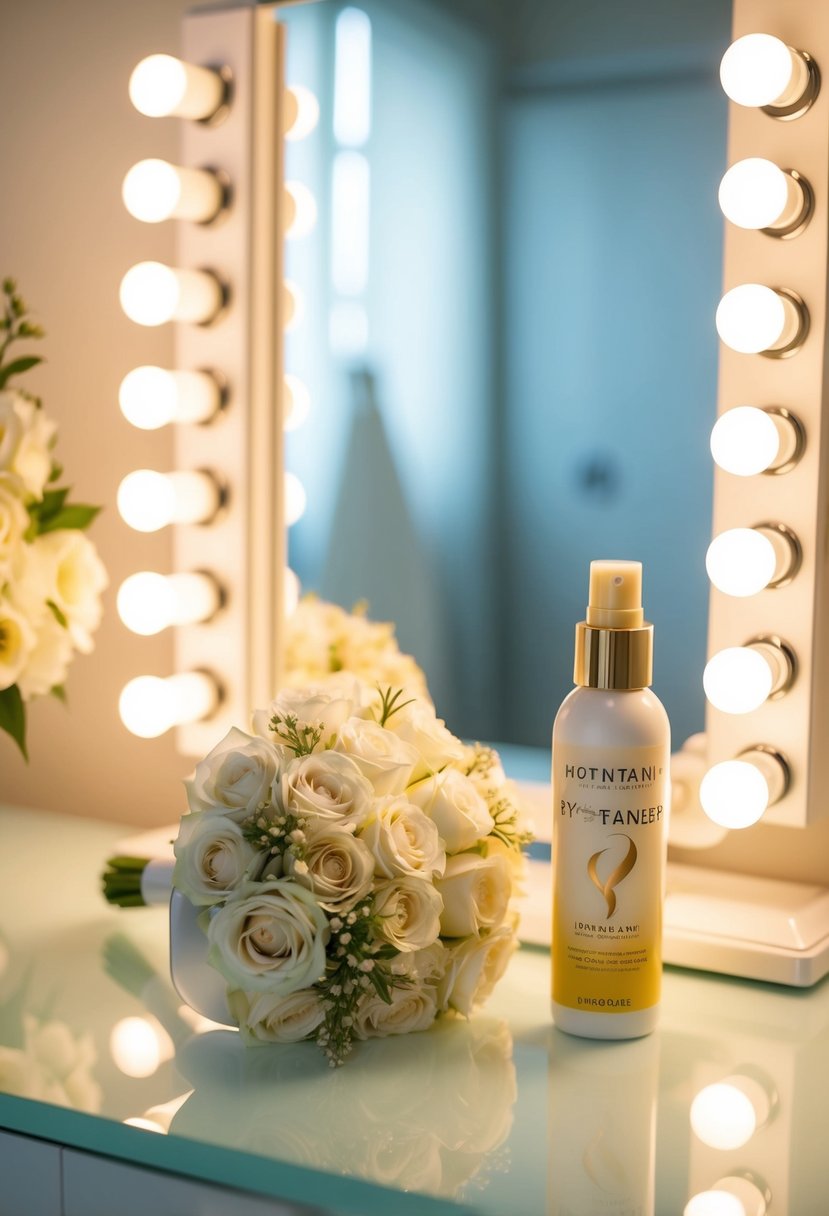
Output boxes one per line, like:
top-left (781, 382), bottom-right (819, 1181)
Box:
top-left (172, 677), bottom-right (530, 1065)
top-left (0, 279), bottom-right (106, 757)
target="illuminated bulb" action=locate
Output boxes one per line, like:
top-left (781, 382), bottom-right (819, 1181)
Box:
top-left (711, 407), bottom-right (780, 476)
top-left (117, 469), bottom-right (221, 532)
top-left (715, 285), bottom-right (804, 355)
top-left (120, 262), bottom-right (223, 327)
top-left (720, 34), bottom-right (809, 110)
top-left (110, 1016), bottom-right (173, 1078)
top-left (284, 567), bottom-right (301, 616)
top-left (706, 528), bottom-right (777, 596)
top-left (283, 374), bottom-right (310, 431)
top-left (119, 671), bottom-right (219, 738)
top-left (119, 367), bottom-right (221, 429)
top-left (684, 1191), bottom-right (746, 1216)
top-left (117, 571), bottom-right (221, 635)
top-left (699, 760), bottom-right (769, 829)
top-left (128, 54), bottom-right (225, 121)
top-left (710, 1176), bottom-right (769, 1216)
top-left (704, 648), bottom-right (774, 714)
top-left (284, 181), bottom-right (317, 238)
top-left (718, 159), bottom-right (805, 231)
top-left (122, 159), bottom-right (224, 224)
top-left (283, 280), bottom-right (303, 332)
top-left (284, 472), bottom-right (307, 525)
top-left (284, 85), bottom-right (320, 141)
top-left (690, 1076), bottom-right (772, 1149)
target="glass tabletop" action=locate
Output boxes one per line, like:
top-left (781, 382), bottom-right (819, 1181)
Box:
top-left (1, 804), bottom-right (828, 1215)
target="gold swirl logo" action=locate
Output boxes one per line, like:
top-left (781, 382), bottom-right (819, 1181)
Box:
top-left (587, 834), bottom-right (637, 918)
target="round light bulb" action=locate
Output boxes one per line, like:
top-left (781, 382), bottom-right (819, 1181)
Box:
top-left (706, 528), bottom-right (777, 597)
top-left (716, 285), bottom-right (796, 355)
top-left (720, 34), bottom-right (796, 108)
top-left (690, 1076), bottom-right (771, 1149)
top-left (684, 1191), bottom-right (747, 1216)
top-left (699, 761), bottom-right (769, 829)
top-left (704, 647), bottom-right (774, 714)
top-left (284, 567), bottom-right (300, 616)
top-left (283, 374), bottom-right (310, 432)
top-left (128, 54), bottom-right (225, 121)
top-left (718, 159), bottom-right (789, 229)
top-left (110, 1017), bottom-right (172, 1078)
top-left (119, 367), bottom-right (220, 430)
top-left (710, 407), bottom-right (781, 476)
top-left (117, 571), bottom-right (221, 635)
top-left (117, 469), bottom-right (220, 533)
top-left (120, 262), bottom-right (223, 327)
top-left (284, 472), bottom-right (307, 526)
top-left (284, 181), bottom-right (317, 238)
top-left (122, 159), bottom-right (223, 224)
top-left (284, 85), bottom-right (320, 141)
top-left (119, 671), bottom-right (218, 738)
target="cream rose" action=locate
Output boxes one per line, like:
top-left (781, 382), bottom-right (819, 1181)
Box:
top-left (252, 678), bottom-right (364, 745)
top-left (354, 979), bottom-right (438, 1039)
top-left (0, 392), bottom-right (57, 500)
top-left (436, 853), bottom-right (511, 937)
top-left (282, 750), bottom-right (373, 831)
top-left (23, 530), bottom-right (107, 653)
top-left (360, 795), bottom-right (446, 880)
top-left (207, 879), bottom-right (330, 994)
top-left (228, 988), bottom-right (325, 1044)
top-left (373, 876), bottom-right (443, 953)
top-left (285, 825), bottom-right (374, 913)
top-left (408, 768), bottom-right (492, 853)
top-left (173, 813), bottom-right (258, 905)
top-left (383, 699), bottom-right (465, 781)
top-left (16, 612), bottom-right (72, 699)
top-left (333, 717), bottom-right (419, 795)
top-left (437, 924), bottom-right (517, 1016)
top-left (0, 473), bottom-right (27, 577)
top-left (0, 596), bottom-right (35, 690)
top-left (187, 728), bottom-right (280, 820)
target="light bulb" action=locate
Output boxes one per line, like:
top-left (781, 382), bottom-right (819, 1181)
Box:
top-left (699, 761), bottom-right (769, 829)
top-left (117, 571), bottom-right (221, 635)
top-left (129, 54), bottom-right (225, 121)
top-left (704, 648), bottom-right (774, 714)
top-left (284, 567), bottom-right (300, 616)
top-left (690, 1076), bottom-right (771, 1149)
top-left (716, 285), bottom-right (804, 355)
top-left (122, 159), bottom-right (224, 224)
top-left (120, 262), bottom-right (223, 327)
top-left (110, 1016), bottom-right (173, 1078)
top-left (706, 528), bottom-right (777, 596)
top-left (284, 85), bottom-right (320, 141)
top-left (710, 1176), bottom-right (769, 1216)
top-left (119, 671), bottom-right (218, 738)
top-left (284, 181), bottom-right (317, 238)
top-left (117, 469), bottom-right (221, 532)
top-left (283, 374), bottom-right (310, 432)
top-left (284, 472), bottom-right (307, 526)
top-left (720, 34), bottom-right (799, 108)
top-left (684, 1191), bottom-right (746, 1216)
top-left (710, 407), bottom-right (780, 476)
top-left (718, 159), bottom-right (791, 229)
top-left (119, 367), bottom-right (221, 430)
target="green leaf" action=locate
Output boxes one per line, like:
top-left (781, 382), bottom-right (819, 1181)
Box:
top-left (48, 462), bottom-right (63, 484)
top-left (0, 685), bottom-right (27, 761)
top-left (51, 684), bottom-right (67, 704)
top-left (0, 355), bottom-right (42, 388)
top-left (39, 487), bottom-right (69, 521)
top-left (37, 503), bottom-right (101, 534)
top-left (46, 600), bottom-right (68, 629)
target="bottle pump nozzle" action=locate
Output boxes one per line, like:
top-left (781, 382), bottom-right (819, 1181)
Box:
top-left (586, 560), bottom-right (645, 629)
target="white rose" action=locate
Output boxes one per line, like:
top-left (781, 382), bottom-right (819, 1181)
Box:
top-left (436, 853), bottom-right (511, 937)
top-left (354, 979), bottom-right (438, 1039)
top-left (21, 1015), bottom-right (101, 1113)
top-left (437, 924), bottom-right (517, 1016)
top-left (0, 473), bottom-right (27, 577)
top-left (228, 988), bottom-right (325, 1044)
top-left (207, 879), bottom-right (330, 994)
top-left (23, 530), bottom-right (107, 653)
top-left (285, 825), bottom-right (374, 913)
top-left (383, 698), bottom-right (465, 781)
top-left (282, 750), bottom-right (374, 831)
top-left (173, 813), bottom-right (258, 905)
top-left (252, 677), bottom-right (365, 745)
top-left (0, 596), bottom-right (35, 690)
top-left (0, 392), bottom-right (57, 500)
top-left (333, 717), bottom-right (419, 795)
top-left (16, 611), bottom-right (72, 699)
top-left (373, 877), bottom-right (443, 953)
top-left (360, 795), bottom-right (446, 880)
top-left (187, 728), bottom-right (280, 820)
top-left (408, 769), bottom-right (493, 853)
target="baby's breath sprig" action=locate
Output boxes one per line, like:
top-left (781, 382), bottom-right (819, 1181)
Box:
top-left (269, 712), bottom-right (323, 756)
top-left (375, 685), bottom-right (415, 728)
top-left (488, 793), bottom-right (534, 852)
top-left (243, 808), bottom-right (308, 867)
top-left (464, 743), bottom-right (499, 780)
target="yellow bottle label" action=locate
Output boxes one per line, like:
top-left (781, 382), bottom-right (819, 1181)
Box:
top-left (552, 742), bottom-right (669, 1013)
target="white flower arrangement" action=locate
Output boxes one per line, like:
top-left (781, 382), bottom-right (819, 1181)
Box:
top-left (171, 677), bottom-right (531, 1065)
top-left (0, 279), bottom-right (106, 758)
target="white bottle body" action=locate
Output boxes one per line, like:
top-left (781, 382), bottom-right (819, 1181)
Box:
top-left (551, 685), bottom-right (670, 1039)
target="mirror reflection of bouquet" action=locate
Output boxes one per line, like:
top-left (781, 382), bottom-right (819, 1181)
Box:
top-left (0, 279), bottom-right (106, 757)
top-left (172, 676), bottom-right (531, 1065)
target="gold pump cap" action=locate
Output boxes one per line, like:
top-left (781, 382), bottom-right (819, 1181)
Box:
top-left (575, 559), bottom-right (653, 690)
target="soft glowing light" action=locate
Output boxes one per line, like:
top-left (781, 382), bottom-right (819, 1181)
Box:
top-left (119, 672), bottom-right (218, 738)
top-left (284, 181), bottom-right (317, 239)
top-left (699, 761), bottom-right (769, 829)
top-left (117, 469), bottom-right (220, 532)
top-left (122, 159), bottom-right (223, 224)
top-left (128, 54), bottom-right (225, 121)
top-left (119, 262), bottom-right (223, 327)
top-left (284, 472), bottom-right (307, 526)
top-left (710, 407), bottom-right (781, 476)
top-left (718, 159), bottom-right (789, 229)
top-left (110, 1017), bottom-right (172, 1078)
top-left (124, 1117), bottom-right (166, 1133)
top-left (119, 367), bottom-right (220, 430)
top-left (283, 374), bottom-right (310, 431)
top-left (690, 1077), bottom-right (769, 1148)
top-left (684, 1191), bottom-right (746, 1216)
top-left (284, 567), bottom-right (301, 616)
top-left (716, 285), bottom-right (790, 354)
top-left (331, 151), bottom-right (370, 296)
top-left (706, 528), bottom-right (777, 597)
top-left (704, 647), bottom-right (774, 714)
top-left (285, 85), bottom-right (320, 141)
top-left (329, 302), bottom-right (369, 355)
top-left (720, 34), bottom-right (796, 108)
top-left (333, 8), bottom-right (372, 146)
top-left (117, 571), bottom-right (221, 635)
